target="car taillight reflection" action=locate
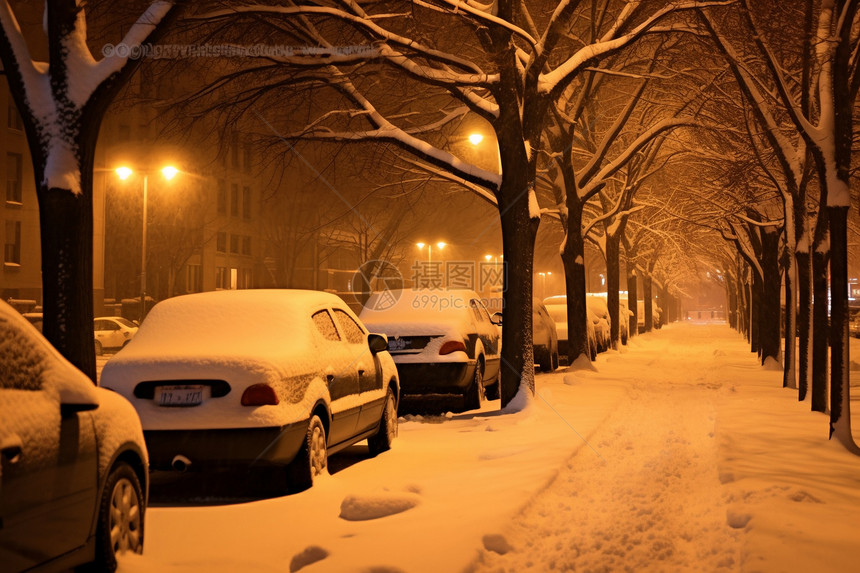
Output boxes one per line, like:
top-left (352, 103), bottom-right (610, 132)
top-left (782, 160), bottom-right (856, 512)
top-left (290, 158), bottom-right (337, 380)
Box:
top-left (241, 383), bottom-right (279, 406)
top-left (438, 340), bottom-right (467, 355)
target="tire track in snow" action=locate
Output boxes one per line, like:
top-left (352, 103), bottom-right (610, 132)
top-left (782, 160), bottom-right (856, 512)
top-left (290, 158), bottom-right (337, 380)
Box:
top-left (470, 326), bottom-right (741, 572)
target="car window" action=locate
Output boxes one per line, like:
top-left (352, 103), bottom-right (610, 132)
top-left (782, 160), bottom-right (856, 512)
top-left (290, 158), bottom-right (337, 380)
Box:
top-left (114, 317), bottom-right (137, 329)
top-left (332, 309), bottom-right (366, 344)
top-left (471, 299), bottom-right (492, 324)
top-left (94, 320), bottom-right (106, 330)
top-left (312, 310), bottom-right (340, 341)
top-left (0, 316), bottom-right (45, 391)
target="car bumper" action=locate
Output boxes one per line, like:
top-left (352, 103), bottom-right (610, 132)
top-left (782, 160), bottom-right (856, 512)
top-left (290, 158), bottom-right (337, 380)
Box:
top-left (144, 422), bottom-right (308, 471)
top-left (394, 361), bottom-right (477, 396)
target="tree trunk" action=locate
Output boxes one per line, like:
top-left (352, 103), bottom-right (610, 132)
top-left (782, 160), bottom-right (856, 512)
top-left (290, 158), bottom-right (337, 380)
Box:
top-left (759, 228), bottom-right (781, 365)
top-left (750, 273), bottom-right (761, 355)
top-left (606, 234), bottom-right (621, 349)
top-left (827, 206), bottom-right (856, 449)
top-left (627, 270), bottom-right (638, 338)
top-left (797, 249), bottom-right (812, 401)
top-left (728, 278), bottom-right (738, 329)
top-left (38, 187), bottom-right (96, 381)
top-left (561, 203), bottom-right (591, 363)
top-left (643, 274), bottom-right (653, 332)
top-left (811, 247), bottom-right (829, 413)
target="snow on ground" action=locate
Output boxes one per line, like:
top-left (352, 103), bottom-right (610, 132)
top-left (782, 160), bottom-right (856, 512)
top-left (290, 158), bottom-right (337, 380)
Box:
top-left (114, 322), bottom-right (860, 573)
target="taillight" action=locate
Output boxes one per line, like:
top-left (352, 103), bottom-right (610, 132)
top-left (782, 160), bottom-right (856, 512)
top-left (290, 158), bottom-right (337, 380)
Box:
top-left (439, 340), bottom-right (467, 355)
top-left (241, 384), bottom-right (279, 406)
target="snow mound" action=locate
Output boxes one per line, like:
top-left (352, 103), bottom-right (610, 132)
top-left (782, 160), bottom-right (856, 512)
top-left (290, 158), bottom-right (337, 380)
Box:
top-left (482, 533), bottom-right (512, 555)
top-left (339, 492), bottom-right (420, 521)
top-left (562, 374), bottom-right (578, 386)
top-left (713, 349), bottom-right (726, 357)
top-left (726, 509), bottom-right (752, 529)
top-left (762, 357), bottom-right (782, 371)
top-left (289, 546), bottom-right (328, 572)
top-left (849, 360), bottom-right (860, 371)
top-left (569, 353), bottom-right (597, 372)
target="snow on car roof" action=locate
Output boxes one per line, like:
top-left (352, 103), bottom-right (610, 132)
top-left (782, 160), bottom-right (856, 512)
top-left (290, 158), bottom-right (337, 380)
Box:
top-left (115, 289), bottom-right (343, 361)
top-left (360, 289), bottom-right (481, 337)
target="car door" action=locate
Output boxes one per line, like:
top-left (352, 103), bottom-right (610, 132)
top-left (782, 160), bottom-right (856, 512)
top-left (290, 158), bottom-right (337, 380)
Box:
top-left (310, 309), bottom-right (360, 445)
top-left (95, 318), bottom-right (120, 349)
top-left (331, 308), bottom-right (383, 435)
top-left (470, 299), bottom-right (501, 381)
top-left (0, 329), bottom-right (97, 570)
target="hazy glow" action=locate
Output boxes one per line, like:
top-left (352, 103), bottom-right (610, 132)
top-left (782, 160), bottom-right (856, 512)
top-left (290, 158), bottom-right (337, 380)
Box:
top-left (468, 133), bottom-right (484, 145)
top-left (161, 166), bottom-right (179, 180)
top-left (116, 166), bottom-right (133, 180)
top-left (436, 242), bottom-right (446, 249)
top-left (416, 242), bottom-right (426, 249)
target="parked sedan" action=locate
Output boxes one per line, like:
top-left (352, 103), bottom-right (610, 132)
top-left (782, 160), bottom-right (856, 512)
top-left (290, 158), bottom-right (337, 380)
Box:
top-left (585, 294), bottom-right (611, 352)
top-left (533, 301), bottom-right (559, 371)
top-left (360, 289), bottom-right (501, 412)
top-left (0, 300), bottom-right (149, 572)
top-left (94, 316), bottom-right (139, 355)
top-left (100, 290), bottom-right (400, 491)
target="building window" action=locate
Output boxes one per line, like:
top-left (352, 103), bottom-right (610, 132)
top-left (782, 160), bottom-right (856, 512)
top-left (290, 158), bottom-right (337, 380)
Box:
top-left (4, 220), bottom-right (20, 264)
top-left (6, 153), bottom-right (22, 204)
top-left (217, 180), bottom-right (227, 214)
top-left (243, 142), bottom-right (252, 173)
top-left (216, 231), bottom-right (226, 253)
top-left (230, 184), bottom-right (239, 216)
top-left (242, 235), bottom-right (251, 256)
top-left (185, 264), bottom-right (202, 293)
top-left (231, 132), bottom-right (240, 168)
top-left (7, 103), bottom-right (22, 130)
top-left (215, 266), bottom-right (230, 289)
top-left (229, 234), bottom-right (240, 254)
top-left (242, 186), bottom-right (252, 219)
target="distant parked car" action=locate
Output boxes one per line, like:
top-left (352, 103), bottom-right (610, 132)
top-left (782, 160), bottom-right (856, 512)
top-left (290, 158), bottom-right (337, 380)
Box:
top-left (533, 301), bottom-right (559, 371)
top-left (590, 293), bottom-right (633, 345)
top-left (94, 316), bottom-right (139, 355)
top-left (360, 289), bottom-right (501, 412)
top-left (543, 296), bottom-right (598, 361)
top-left (585, 294), bottom-right (611, 352)
top-left (100, 290), bottom-right (400, 491)
top-left (0, 300), bottom-right (149, 572)
top-left (637, 300), bottom-right (662, 333)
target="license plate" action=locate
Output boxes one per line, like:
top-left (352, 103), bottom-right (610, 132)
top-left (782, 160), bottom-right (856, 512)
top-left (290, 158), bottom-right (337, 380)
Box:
top-left (155, 385), bottom-right (208, 407)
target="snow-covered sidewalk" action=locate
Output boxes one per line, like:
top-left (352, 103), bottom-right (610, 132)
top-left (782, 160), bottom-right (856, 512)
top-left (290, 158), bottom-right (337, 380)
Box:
top-left (118, 323), bottom-right (860, 572)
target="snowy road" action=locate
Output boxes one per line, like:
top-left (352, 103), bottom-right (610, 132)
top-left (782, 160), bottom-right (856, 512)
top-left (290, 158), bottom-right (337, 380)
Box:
top-left (112, 322), bottom-right (860, 573)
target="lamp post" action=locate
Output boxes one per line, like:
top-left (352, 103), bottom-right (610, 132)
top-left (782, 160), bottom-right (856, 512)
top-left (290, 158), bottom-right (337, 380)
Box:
top-left (116, 165), bottom-right (178, 322)
top-left (468, 132), bottom-right (502, 174)
top-left (417, 241), bottom-right (446, 264)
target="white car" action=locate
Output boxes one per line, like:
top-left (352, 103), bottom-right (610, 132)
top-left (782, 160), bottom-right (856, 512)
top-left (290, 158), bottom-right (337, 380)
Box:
top-left (585, 294), bottom-right (611, 352)
top-left (637, 300), bottom-right (662, 332)
top-left (360, 289), bottom-right (501, 412)
top-left (100, 290), bottom-right (400, 491)
top-left (0, 300), bottom-right (149, 572)
top-left (590, 292), bottom-right (634, 345)
top-left (533, 301), bottom-right (559, 371)
top-left (94, 316), bottom-right (138, 355)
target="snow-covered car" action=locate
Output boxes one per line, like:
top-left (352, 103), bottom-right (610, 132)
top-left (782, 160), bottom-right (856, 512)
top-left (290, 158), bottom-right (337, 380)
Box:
top-left (0, 300), bottom-right (149, 572)
top-left (637, 300), bottom-right (662, 332)
top-left (360, 289), bottom-right (501, 412)
top-left (543, 295), bottom-right (597, 361)
top-left (585, 294), bottom-right (611, 352)
top-left (533, 301), bottom-right (559, 371)
top-left (590, 293), bottom-right (634, 345)
top-left (100, 290), bottom-right (400, 491)
top-left (94, 316), bottom-right (139, 355)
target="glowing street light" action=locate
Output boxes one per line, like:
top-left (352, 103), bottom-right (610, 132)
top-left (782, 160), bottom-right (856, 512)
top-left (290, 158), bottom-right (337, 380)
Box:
top-left (417, 241), bottom-right (446, 264)
top-left (468, 133), bottom-right (484, 145)
top-left (115, 165), bottom-right (180, 321)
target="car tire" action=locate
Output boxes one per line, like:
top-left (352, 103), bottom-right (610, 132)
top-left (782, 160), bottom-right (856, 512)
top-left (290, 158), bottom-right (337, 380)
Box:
top-left (464, 359), bottom-right (485, 411)
top-left (485, 374), bottom-right (501, 401)
top-left (551, 351), bottom-right (559, 371)
top-left (94, 340), bottom-right (103, 356)
top-left (368, 387), bottom-right (397, 456)
top-left (287, 415), bottom-right (327, 491)
top-left (537, 347), bottom-right (552, 372)
top-left (89, 462), bottom-right (144, 573)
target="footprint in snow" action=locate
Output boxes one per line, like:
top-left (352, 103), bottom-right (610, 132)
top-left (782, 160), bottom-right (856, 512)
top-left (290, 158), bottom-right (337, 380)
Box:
top-left (339, 492), bottom-right (420, 521)
top-left (290, 546), bottom-right (328, 572)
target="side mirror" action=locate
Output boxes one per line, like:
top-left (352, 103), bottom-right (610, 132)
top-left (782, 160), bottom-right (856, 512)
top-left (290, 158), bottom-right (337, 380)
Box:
top-left (368, 333), bottom-right (389, 354)
top-left (59, 383), bottom-right (100, 416)
top-left (490, 312), bottom-right (503, 326)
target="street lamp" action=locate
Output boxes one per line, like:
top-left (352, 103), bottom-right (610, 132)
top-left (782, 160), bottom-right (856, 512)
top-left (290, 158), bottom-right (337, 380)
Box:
top-left (417, 241), bottom-right (446, 263)
top-left (468, 132), bottom-right (501, 173)
top-left (116, 165), bottom-right (179, 322)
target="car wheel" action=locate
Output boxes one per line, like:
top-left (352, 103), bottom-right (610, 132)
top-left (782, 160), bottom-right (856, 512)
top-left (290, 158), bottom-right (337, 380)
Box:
top-left (551, 351), bottom-right (559, 370)
top-left (287, 415), bottom-right (327, 491)
top-left (368, 387), bottom-right (397, 456)
top-left (464, 359), bottom-right (485, 410)
top-left (90, 462), bottom-right (144, 572)
top-left (94, 340), bottom-right (103, 356)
